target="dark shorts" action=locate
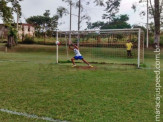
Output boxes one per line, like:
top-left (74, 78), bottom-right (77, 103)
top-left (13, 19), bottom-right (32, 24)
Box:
top-left (127, 50), bottom-right (132, 56)
top-left (74, 56), bottom-right (83, 60)
top-left (127, 50), bottom-right (131, 53)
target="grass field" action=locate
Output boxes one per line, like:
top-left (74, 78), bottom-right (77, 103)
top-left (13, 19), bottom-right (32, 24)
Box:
top-left (0, 44), bottom-right (162, 122)
top-left (0, 44), bottom-right (141, 65)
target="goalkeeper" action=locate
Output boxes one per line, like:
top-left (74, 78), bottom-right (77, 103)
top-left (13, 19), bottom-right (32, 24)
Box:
top-left (126, 40), bottom-right (133, 57)
top-left (69, 44), bottom-right (93, 67)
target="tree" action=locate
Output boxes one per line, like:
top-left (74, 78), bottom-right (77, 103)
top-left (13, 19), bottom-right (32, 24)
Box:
top-left (87, 21), bottom-right (105, 29)
top-left (0, 0), bottom-right (22, 24)
top-left (153, 0), bottom-right (161, 46)
top-left (7, 24), bottom-right (17, 47)
top-left (0, 0), bottom-right (22, 47)
top-left (60, 0), bottom-right (121, 29)
top-left (26, 10), bottom-right (59, 38)
top-left (57, 7), bottom-right (68, 18)
top-left (87, 14), bottom-right (131, 29)
top-left (132, 0), bottom-right (163, 46)
top-left (102, 0), bottom-right (121, 20)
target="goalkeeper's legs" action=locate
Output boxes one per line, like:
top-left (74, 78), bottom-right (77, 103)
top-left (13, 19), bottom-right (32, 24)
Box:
top-left (127, 50), bottom-right (130, 57)
top-left (82, 59), bottom-right (93, 67)
top-left (71, 57), bottom-right (93, 67)
top-left (71, 58), bottom-right (76, 66)
top-left (82, 59), bottom-right (90, 65)
top-left (129, 51), bottom-right (132, 57)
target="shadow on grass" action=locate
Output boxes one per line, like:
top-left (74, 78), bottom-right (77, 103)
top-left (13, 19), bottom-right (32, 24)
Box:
top-left (59, 60), bottom-right (137, 66)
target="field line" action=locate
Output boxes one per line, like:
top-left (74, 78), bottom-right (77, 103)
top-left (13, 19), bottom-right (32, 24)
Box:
top-left (0, 109), bottom-right (68, 122)
top-left (0, 60), bottom-right (29, 62)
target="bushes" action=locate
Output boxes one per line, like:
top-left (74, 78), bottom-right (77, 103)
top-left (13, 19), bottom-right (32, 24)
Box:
top-left (149, 34), bottom-right (163, 46)
top-left (22, 36), bottom-right (34, 44)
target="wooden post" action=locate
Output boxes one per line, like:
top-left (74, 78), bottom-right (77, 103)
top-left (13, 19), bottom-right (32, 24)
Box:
top-left (5, 46), bottom-right (7, 53)
top-left (44, 32), bottom-right (46, 45)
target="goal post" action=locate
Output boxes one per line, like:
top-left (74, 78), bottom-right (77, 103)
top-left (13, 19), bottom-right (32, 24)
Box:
top-left (138, 28), bottom-right (141, 68)
top-left (55, 28), bottom-right (144, 68)
top-left (56, 30), bottom-right (58, 64)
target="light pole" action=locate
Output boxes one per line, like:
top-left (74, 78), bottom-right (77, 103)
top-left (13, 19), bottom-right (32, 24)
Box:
top-left (77, 0), bottom-right (81, 47)
top-left (78, 0), bottom-right (81, 31)
top-left (146, 0), bottom-right (149, 48)
top-left (69, 0), bottom-right (72, 45)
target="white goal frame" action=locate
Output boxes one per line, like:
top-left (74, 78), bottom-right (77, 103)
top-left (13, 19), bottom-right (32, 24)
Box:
top-left (56, 28), bottom-right (144, 68)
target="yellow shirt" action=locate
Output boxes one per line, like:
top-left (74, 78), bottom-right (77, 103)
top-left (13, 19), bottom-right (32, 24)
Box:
top-left (126, 42), bottom-right (133, 50)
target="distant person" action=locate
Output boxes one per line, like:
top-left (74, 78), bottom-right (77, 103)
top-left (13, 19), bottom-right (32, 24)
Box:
top-left (69, 44), bottom-right (93, 67)
top-left (126, 40), bottom-right (133, 57)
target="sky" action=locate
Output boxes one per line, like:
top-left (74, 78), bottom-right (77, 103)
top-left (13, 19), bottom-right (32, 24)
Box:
top-left (1, 0), bottom-right (150, 31)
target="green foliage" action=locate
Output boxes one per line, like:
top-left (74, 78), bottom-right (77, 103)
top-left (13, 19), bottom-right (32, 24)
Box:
top-left (87, 14), bottom-right (131, 29)
top-left (87, 21), bottom-right (105, 29)
top-left (8, 26), bottom-right (17, 38)
top-left (103, 0), bottom-right (121, 20)
top-left (43, 10), bottom-right (50, 17)
top-left (0, 0), bottom-right (13, 23)
top-left (0, 0), bottom-right (22, 24)
top-left (22, 36), bottom-right (34, 44)
top-left (57, 6), bottom-right (68, 18)
top-left (7, 25), bottom-right (18, 43)
top-left (26, 10), bottom-right (59, 37)
top-left (0, 0), bottom-right (22, 47)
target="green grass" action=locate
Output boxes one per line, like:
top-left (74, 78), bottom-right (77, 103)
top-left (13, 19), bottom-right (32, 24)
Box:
top-left (1, 44), bottom-right (140, 65)
top-left (0, 44), bottom-right (162, 122)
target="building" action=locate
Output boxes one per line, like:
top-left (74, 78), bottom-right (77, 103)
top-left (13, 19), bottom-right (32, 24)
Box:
top-left (0, 23), bottom-right (35, 40)
top-left (0, 24), bottom-right (8, 39)
top-left (18, 23), bottom-right (35, 39)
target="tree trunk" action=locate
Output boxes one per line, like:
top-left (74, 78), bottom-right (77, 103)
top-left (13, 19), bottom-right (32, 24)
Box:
top-left (44, 32), bottom-right (46, 45)
top-left (7, 36), bottom-right (15, 47)
top-left (154, 0), bottom-right (160, 46)
top-left (7, 36), bottom-right (11, 47)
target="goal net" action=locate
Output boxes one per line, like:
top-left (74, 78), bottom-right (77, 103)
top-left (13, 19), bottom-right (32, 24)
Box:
top-left (55, 28), bottom-right (144, 68)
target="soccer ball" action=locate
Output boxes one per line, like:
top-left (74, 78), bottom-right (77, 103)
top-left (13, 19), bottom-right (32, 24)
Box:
top-left (56, 41), bottom-right (60, 45)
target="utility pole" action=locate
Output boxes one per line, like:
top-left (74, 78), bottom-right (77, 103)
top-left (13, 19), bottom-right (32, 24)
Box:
top-left (78, 0), bottom-right (81, 31)
top-left (69, 0), bottom-right (72, 45)
top-left (146, 0), bottom-right (149, 48)
top-left (16, 0), bottom-right (19, 44)
top-left (77, 0), bottom-right (81, 47)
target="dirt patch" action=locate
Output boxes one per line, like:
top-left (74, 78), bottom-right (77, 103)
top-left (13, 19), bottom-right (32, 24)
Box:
top-left (73, 66), bottom-right (97, 70)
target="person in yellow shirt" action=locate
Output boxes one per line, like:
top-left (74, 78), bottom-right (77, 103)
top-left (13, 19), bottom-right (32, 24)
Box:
top-left (126, 40), bottom-right (133, 57)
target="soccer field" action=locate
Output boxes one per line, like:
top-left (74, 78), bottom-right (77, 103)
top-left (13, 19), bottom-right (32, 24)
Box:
top-left (0, 44), bottom-right (162, 122)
